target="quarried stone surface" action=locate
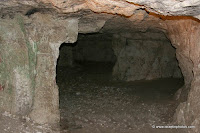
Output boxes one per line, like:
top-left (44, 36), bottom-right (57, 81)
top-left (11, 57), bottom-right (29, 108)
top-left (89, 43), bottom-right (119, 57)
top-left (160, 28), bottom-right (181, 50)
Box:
top-left (112, 32), bottom-right (182, 81)
top-left (27, 13), bottom-right (78, 124)
top-left (0, 17), bottom-right (32, 115)
top-left (165, 20), bottom-right (200, 133)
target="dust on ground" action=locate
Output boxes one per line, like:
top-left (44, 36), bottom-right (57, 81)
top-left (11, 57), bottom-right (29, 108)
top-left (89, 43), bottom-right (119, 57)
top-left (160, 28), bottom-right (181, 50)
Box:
top-left (0, 62), bottom-right (189, 133)
top-left (0, 111), bottom-right (60, 133)
top-left (57, 62), bottom-right (189, 133)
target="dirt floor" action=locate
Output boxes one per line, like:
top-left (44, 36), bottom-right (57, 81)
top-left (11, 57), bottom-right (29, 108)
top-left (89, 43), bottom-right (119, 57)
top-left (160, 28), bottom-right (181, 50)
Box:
top-left (0, 62), bottom-right (190, 133)
top-left (0, 111), bottom-right (60, 133)
top-left (57, 62), bottom-right (189, 133)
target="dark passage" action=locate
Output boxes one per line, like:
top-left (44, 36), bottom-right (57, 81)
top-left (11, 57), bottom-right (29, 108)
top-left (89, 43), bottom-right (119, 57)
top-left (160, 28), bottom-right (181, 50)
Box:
top-left (56, 33), bottom-right (185, 133)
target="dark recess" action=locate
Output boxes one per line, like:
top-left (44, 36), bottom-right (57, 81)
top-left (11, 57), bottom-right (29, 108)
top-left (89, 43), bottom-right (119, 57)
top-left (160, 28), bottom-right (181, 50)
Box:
top-left (25, 8), bottom-right (39, 16)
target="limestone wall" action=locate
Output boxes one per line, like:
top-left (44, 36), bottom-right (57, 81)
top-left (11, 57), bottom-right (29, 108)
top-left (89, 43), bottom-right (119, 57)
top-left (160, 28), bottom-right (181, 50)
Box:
top-left (59, 31), bottom-right (182, 81)
top-left (165, 20), bottom-right (200, 133)
top-left (0, 13), bottom-right (79, 125)
top-left (0, 16), bottom-right (33, 115)
top-left (27, 13), bottom-right (78, 124)
top-left (112, 31), bottom-right (182, 81)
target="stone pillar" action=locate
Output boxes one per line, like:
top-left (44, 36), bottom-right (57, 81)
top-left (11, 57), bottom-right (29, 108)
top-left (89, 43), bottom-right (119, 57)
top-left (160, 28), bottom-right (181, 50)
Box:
top-left (26, 13), bottom-right (78, 124)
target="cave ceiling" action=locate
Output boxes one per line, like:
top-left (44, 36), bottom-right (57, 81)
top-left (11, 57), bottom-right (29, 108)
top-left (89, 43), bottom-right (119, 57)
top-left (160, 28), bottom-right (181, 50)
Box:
top-left (0, 0), bottom-right (199, 34)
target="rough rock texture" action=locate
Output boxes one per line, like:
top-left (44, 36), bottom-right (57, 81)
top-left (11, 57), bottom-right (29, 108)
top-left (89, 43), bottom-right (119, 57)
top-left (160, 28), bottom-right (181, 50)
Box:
top-left (0, 1), bottom-right (200, 133)
top-left (13, 66), bottom-right (33, 115)
top-left (0, 13), bottom-right (78, 124)
top-left (0, 111), bottom-right (59, 133)
top-left (79, 19), bottom-right (106, 34)
top-left (0, 0), bottom-right (200, 20)
top-left (27, 13), bottom-right (78, 124)
top-left (0, 17), bottom-right (32, 115)
top-left (126, 0), bottom-right (200, 16)
top-left (59, 31), bottom-right (182, 82)
top-left (164, 20), bottom-right (200, 133)
top-left (37, 0), bottom-right (200, 18)
top-left (112, 32), bottom-right (182, 81)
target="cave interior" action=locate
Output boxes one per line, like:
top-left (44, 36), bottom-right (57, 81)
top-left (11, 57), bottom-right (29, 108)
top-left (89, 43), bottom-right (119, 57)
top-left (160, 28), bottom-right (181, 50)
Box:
top-left (0, 0), bottom-right (200, 132)
top-left (56, 14), bottom-right (185, 132)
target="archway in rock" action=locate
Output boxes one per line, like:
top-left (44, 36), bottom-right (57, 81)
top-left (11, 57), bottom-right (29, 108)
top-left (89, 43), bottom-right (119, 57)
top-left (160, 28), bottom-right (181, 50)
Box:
top-left (56, 23), bottom-right (185, 132)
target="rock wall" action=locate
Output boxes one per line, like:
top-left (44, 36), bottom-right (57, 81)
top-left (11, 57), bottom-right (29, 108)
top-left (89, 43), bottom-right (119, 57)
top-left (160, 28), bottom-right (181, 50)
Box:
top-left (73, 34), bottom-right (116, 63)
top-left (0, 13), bottom-right (78, 124)
top-left (27, 13), bottom-right (78, 124)
top-left (0, 1), bottom-right (199, 131)
top-left (112, 31), bottom-right (182, 81)
top-left (165, 20), bottom-right (200, 133)
top-left (0, 17), bottom-right (32, 115)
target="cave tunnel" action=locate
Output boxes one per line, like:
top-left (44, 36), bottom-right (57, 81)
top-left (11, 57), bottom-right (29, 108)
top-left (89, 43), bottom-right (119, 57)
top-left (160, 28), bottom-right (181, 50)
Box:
top-left (56, 26), bottom-right (185, 132)
top-left (1, 0), bottom-right (200, 132)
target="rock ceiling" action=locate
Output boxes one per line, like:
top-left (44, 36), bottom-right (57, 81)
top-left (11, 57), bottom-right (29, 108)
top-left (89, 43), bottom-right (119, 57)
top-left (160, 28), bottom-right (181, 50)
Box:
top-left (0, 0), bottom-right (199, 33)
top-left (1, 0), bottom-right (199, 17)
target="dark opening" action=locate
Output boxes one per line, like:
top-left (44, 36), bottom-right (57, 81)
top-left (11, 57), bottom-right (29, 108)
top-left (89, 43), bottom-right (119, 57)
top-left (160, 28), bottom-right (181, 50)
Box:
top-left (56, 31), bottom-right (184, 132)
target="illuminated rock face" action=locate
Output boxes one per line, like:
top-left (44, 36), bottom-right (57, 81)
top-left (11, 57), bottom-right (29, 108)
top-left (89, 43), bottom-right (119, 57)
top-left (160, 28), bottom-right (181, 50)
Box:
top-left (0, 1), bottom-right (199, 132)
top-left (112, 32), bottom-right (182, 81)
top-left (1, 0), bottom-right (199, 19)
top-left (0, 13), bottom-right (78, 124)
top-left (165, 20), bottom-right (200, 133)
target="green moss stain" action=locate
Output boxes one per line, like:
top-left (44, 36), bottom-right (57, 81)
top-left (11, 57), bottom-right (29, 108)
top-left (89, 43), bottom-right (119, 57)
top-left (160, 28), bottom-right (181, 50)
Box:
top-left (0, 17), bottom-right (38, 111)
top-left (17, 16), bottom-right (38, 90)
top-left (0, 16), bottom-right (40, 112)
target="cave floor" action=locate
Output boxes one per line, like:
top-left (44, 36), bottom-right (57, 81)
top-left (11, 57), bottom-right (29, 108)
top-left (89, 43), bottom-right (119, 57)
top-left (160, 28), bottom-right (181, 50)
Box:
top-left (57, 62), bottom-right (188, 133)
top-left (0, 62), bottom-right (188, 133)
top-left (0, 111), bottom-right (60, 133)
